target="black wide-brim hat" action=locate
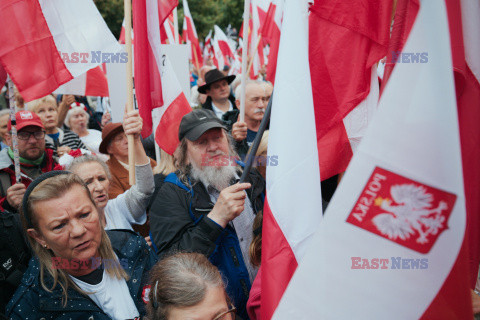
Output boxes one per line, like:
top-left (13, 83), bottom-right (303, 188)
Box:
top-left (198, 69), bottom-right (236, 94)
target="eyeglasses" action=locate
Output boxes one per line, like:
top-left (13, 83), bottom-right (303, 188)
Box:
top-left (213, 305), bottom-right (236, 320)
top-left (17, 131), bottom-right (46, 140)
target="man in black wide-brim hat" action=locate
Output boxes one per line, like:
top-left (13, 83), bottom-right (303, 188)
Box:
top-left (198, 69), bottom-right (237, 119)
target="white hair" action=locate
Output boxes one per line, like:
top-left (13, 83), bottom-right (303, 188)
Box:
top-left (234, 80), bottom-right (263, 103)
top-left (64, 106), bottom-right (89, 128)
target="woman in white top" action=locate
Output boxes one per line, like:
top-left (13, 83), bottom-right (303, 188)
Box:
top-left (66, 110), bottom-right (154, 232)
top-left (65, 105), bottom-right (106, 159)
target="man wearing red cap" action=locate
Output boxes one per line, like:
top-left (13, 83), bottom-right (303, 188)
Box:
top-left (0, 110), bottom-right (56, 212)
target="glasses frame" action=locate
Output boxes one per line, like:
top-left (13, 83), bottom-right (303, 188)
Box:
top-left (213, 305), bottom-right (237, 320)
top-left (17, 130), bottom-right (46, 141)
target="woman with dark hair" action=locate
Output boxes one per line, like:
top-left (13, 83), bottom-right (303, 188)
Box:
top-left (5, 171), bottom-right (157, 319)
top-left (147, 252), bottom-right (237, 320)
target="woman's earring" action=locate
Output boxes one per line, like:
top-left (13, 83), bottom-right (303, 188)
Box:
top-left (43, 244), bottom-right (48, 249)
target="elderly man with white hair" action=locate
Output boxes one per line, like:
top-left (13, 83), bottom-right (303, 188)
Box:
top-left (149, 109), bottom-right (265, 319)
top-left (222, 80), bottom-right (271, 157)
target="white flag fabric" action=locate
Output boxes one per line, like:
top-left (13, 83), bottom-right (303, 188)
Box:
top-left (260, 0), bottom-right (323, 318)
top-left (274, 0), bottom-right (467, 319)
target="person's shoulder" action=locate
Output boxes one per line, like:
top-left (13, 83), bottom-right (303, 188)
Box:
top-left (107, 229), bottom-right (150, 257)
top-left (5, 258), bottom-right (42, 314)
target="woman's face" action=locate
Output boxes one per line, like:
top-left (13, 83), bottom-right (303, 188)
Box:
top-left (69, 111), bottom-right (88, 133)
top-left (72, 162), bottom-right (110, 209)
top-left (36, 102), bottom-right (58, 132)
top-left (27, 185), bottom-right (102, 263)
top-left (168, 286), bottom-right (234, 320)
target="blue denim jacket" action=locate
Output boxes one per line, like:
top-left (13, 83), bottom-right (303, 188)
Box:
top-left (5, 230), bottom-right (157, 319)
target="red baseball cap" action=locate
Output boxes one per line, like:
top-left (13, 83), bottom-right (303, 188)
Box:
top-left (8, 110), bottom-right (45, 131)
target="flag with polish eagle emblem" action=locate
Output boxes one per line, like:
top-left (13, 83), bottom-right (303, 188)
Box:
top-left (273, 0), bottom-right (471, 318)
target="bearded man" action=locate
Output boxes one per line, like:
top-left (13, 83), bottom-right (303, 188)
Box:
top-left (149, 109), bottom-right (265, 320)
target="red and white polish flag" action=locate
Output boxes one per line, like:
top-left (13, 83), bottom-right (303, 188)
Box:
top-left (54, 66), bottom-right (109, 97)
top-left (260, 0), bottom-right (323, 319)
top-left (309, 0), bottom-right (392, 181)
top-left (274, 0), bottom-right (471, 318)
top-left (133, 0), bottom-right (177, 138)
top-left (263, 0), bottom-right (283, 84)
top-left (0, 0), bottom-right (120, 102)
top-left (152, 53), bottom-right (192, 155)
top-left (182, 0), bottom-right (202, 67)
top-left (213, 25), bottom-right (235, 59)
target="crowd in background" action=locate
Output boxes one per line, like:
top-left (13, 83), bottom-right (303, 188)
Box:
top-left (0, 64), bottom-right (314, 320)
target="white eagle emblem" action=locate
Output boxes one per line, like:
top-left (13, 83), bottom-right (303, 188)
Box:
top-left (372, 184), bottom-right (448, 244)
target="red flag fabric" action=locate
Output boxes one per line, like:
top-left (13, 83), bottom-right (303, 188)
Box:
top-left (153, 55), bottom-right (192, 155)
top-left (381, 0), bottom-right (420, 94)
top-left (0, 64), bottom-right (6, 89)
top-left (133, 0), bottom-right (177, 138)
top-left (54, 66), bottom-right (109, 97)
top-left (0, 0), bottom-right (119, 102)
top-left (309, 0), bottom-right (393, 181)
top-left (265, 0), bottom-right (283, 84)
top-left (182, 0), bottom-right (203, 68)
top-left (455, 0), bottom-right (480, 289)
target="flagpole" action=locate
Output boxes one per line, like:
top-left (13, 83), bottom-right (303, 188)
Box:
top-left (240, 0), bottom-right (251, 122)
top-left (6, 76), bottom-right (21, 183)
top-left (193, 47), bottom-right (201, 80)
top-left (239, 89), bottom-right (272, 183)
top-left (173, 7), bottom-right (179, 44)
top-left (247, 34), bottom-right (262, 76)
top-left (124, 0), bottom-right (135, 185)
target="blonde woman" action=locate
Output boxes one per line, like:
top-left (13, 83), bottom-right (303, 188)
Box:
top-left (27, 95), bottom-right (86, 157)
top-left (5, 171), bottom-right (157, 319)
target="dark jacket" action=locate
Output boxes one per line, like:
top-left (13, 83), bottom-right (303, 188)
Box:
top-left (0, 148), bottom-right (57, 213)
top-left (202, 94), bottom-right (237, 114)
top-left (5, 230), bottom-right (157, 319)
top-left (222, 109), bottom-right (250, 157)
top-left (149, 168), bottom-right (265, 320)
top-left (0, 210), bottom-right (31, 315)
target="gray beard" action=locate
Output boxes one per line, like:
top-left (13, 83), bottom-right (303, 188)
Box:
top-left (190, 160), bottom-right (237, 191)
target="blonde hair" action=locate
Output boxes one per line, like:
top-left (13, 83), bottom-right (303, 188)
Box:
top-left (153, 149), bottom-right (177, 176)
top-left (147, 253), bottom-right (227, 320)
top-left (27, 94), bottom-right (57, 114)
top-left (21, 173), bottom-right (127, 306)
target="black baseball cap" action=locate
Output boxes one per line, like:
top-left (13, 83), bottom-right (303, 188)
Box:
top-left (179, 109), bottom-right (226, 141)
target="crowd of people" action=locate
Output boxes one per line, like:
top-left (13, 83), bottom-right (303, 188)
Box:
top-left (0, 67), bottom-right (284, 320)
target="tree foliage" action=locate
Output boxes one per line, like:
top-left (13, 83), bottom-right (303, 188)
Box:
top-left (94, 0), bottom-right (244, 42)
top-left (94, 0), bottom-right (124, 39)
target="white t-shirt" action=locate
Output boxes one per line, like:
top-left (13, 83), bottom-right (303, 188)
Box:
top-left (80, 130), bottom-right (108, 161)
top-left (211, 100), bottom-right (233, 119)
top-left (71, 269), bottom-right (139, 320)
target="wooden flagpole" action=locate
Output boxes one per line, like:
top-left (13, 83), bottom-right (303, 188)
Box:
top-left (124, 0), bottom-right (135, 185)
top-left (6, 76), bottom-right (20, 183)
top-left (173, 7), bottom-right (179, 44)
top-left (193, 47), bottom-right (201, 79)
top-left (240, 0), bottom-right (251, 122)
